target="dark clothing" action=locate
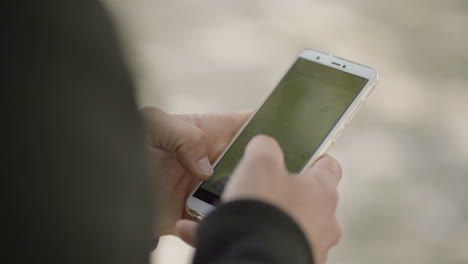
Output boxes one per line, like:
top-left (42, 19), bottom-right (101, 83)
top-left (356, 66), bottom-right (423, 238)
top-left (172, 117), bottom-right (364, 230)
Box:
top-left (195, 200), bottom-right (314, 264)
top-left (3, 1), bottom-right (314, 264)
top-left (3, 1), bottom-right (153, 264)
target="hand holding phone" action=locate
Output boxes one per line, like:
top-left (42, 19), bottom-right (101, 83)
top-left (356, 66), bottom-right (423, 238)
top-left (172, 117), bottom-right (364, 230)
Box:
top-left (223, 135), bottom-right (342, 264)
top-left (141, 107), bottom-right (251, 237)
top-left (177, 135), bottom-right (342, 264)
top-left (187, 49), bottom-right (378, 217)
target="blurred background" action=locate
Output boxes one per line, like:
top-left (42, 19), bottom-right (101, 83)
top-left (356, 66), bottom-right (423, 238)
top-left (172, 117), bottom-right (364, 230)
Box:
top-left (103, 0), bottom-right (468, 263)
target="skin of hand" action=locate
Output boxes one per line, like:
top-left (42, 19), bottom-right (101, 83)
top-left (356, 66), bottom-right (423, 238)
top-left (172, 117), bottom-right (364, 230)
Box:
top-left (176, 136), bottom-right (342, 264)
top-left (140, 106), bottom-right (251, 237)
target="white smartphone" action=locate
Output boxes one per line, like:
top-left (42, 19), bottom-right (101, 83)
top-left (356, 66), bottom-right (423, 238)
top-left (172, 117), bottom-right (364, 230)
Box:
top-left (186, 49), bottom-right (378, 219)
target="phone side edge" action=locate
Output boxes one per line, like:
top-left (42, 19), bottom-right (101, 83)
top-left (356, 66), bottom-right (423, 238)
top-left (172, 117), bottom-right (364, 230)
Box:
top-left (299, 64), bottom-right (379, 172)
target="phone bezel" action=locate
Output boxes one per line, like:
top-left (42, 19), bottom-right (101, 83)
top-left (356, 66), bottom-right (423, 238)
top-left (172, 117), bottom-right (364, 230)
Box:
top-left (186, 49), bottom-right (379, 218)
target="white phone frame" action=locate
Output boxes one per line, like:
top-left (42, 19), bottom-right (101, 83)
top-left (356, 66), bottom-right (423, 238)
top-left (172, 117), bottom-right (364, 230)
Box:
top-left (186, 49), bottom-right (379, 219)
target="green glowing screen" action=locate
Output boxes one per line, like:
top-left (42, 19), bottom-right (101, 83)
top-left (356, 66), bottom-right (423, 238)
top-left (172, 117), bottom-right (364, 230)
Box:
top-left (200, 58), bottom-right (368, 196)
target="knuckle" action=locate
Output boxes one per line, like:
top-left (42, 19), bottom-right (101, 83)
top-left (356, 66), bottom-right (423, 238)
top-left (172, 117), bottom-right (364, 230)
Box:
top-left (174, 127), bottom-right (205, 151)
top-left (191, 128), bottom-right (205, 141)
top-left (185, 128), bottom-right (205, 145)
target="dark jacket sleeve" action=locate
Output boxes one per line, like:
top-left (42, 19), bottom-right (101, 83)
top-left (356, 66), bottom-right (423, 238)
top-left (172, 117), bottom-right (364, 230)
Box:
top-left (194, 200), bottom-right (315, 264)
top-left (3, 1), bottom-right (154, 264)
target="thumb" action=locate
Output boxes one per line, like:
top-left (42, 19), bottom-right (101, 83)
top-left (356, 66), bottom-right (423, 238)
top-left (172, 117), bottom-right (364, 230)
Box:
top-left (141, 107), bottom-right (213, 179)
top-left (175, 220), bottom-right (199, 247)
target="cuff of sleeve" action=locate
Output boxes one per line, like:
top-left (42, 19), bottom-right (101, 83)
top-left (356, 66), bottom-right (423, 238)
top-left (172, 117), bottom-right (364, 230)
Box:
top-left (194, 199), bottom-right (314, 264)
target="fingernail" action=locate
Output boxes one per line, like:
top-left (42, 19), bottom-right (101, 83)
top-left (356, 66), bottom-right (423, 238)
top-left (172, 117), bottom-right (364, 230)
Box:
top-left (197, 157), bottom-right (213, 177)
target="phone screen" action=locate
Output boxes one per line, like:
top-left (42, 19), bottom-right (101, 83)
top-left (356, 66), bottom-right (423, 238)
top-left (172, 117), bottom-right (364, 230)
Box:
top-left (194, 57), bottom-right (368, 204)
